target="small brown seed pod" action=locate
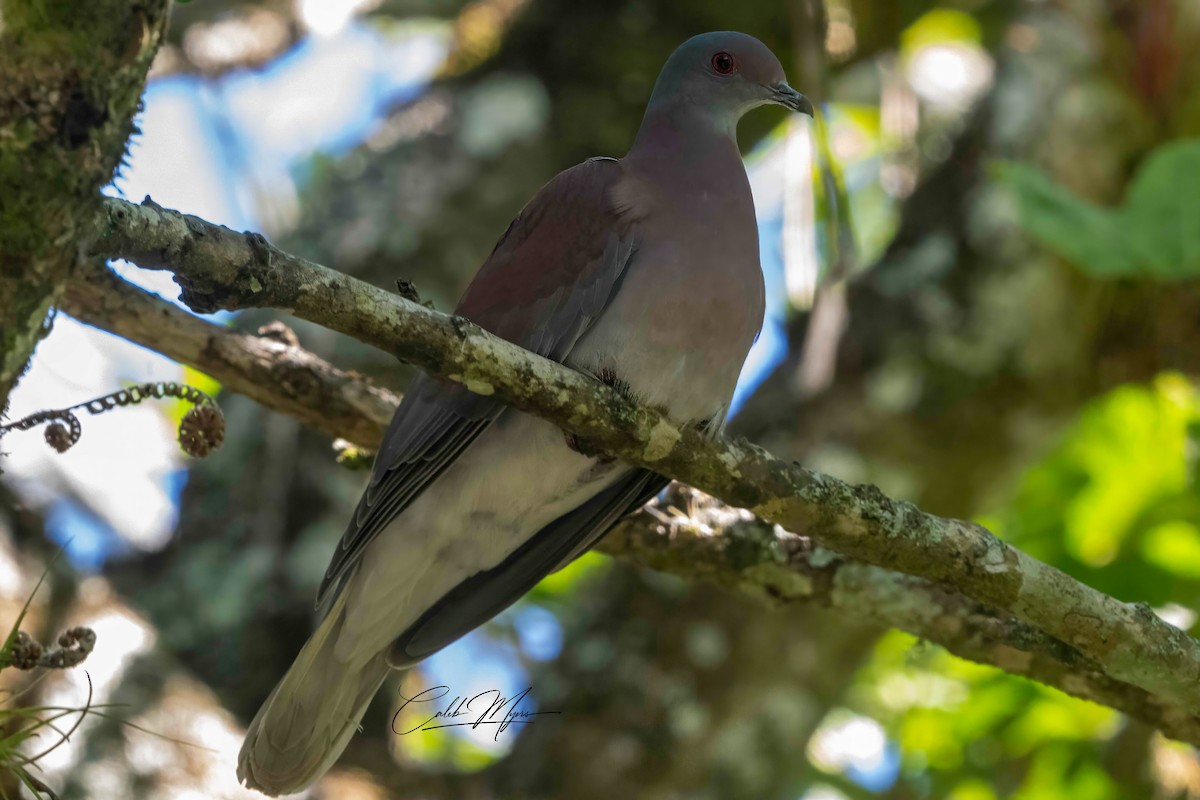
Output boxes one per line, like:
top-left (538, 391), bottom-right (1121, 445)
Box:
top-left (44, 422), bottom-right (74, 453)
top-left (178, 404), bottom-right (226, 458)
top-left (9, 631), bottom-right (44, 669)
top-left (44, 626), bottom-right (97, 668)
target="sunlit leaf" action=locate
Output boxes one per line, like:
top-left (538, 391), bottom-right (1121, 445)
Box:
top-left (1011, 746), bottom-right (1119, 800)
top-left (901, 9), bottom-right (983, 52)
top-left (950, 779), bottom-right (998, 800)
top-left (527, 550), bottom-right (609, 602)
top-left (998, 375), bottom-right (1200, 588)
top-left (1141, 521), bottom-right (1200, 579)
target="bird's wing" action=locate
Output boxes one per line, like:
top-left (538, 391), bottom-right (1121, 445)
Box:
top-left (388, 469), bottom-right (671, 667)
top-left (317, 157), bottom-right (640, 611)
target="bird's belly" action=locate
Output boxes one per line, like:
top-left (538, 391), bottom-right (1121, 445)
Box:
top-left (336, 412), bottom-right (622, 661)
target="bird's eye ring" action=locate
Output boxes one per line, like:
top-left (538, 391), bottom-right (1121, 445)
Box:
top-left (711, 52), bottom-right (737, 75)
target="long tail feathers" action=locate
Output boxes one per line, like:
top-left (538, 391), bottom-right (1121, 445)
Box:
top-left (237, 590), bottom-right (390, 796)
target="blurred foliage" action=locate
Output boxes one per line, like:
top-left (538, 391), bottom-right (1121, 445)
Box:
top-left (850, 631), bottom-right (1121, 799)
top-left (901, 8), bottom-right (982, 51)
top-left (999, 141), bottom-right (1200, 280)
top-left (816, 374), bottom-right (1200, 798)
top-left (991, 375), bottom-right (1200, 607)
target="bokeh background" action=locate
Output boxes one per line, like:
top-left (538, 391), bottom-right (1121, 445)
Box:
top-left (5, 0), bottom-right (1200, 797)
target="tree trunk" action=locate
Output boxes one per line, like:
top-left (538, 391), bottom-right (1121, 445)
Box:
top-left (0, 0), bottom-right (169, 413)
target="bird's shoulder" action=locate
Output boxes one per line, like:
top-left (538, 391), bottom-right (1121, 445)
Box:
top-left (453, 156), bottom-right (637, 327)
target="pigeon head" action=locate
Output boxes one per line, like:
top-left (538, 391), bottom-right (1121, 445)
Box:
top-left (646, 31), bottom-right (814, 129)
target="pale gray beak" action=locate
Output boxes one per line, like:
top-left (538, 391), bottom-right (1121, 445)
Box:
top-left (771, 82), bottom-right (815, 116)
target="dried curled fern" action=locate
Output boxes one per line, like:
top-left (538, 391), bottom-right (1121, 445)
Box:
top-left (0, 382), bottom-right (225, 458)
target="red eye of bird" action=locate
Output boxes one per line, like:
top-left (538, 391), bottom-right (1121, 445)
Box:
top-left (711, 51), bottom-right (736, 75)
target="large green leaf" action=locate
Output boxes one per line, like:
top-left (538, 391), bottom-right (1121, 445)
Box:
top-left (1121, 140), bottom-right (1200, 278)
top-left (996, 139), bottom-right (1200, 280)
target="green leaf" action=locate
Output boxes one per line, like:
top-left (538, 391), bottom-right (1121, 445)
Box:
top-left (1121, 140), bottom-right (1200, 278)
top-left (901, 9), bottom-right (983, 53)
top-left (995, 374), bottom-right (1200, 603)
top-left (995, 140), bottom-right (1200, 280)
top-left (992, 161), bottom-right (1140, 277)
top-left (1141, 521), bottom-right (1200, 579)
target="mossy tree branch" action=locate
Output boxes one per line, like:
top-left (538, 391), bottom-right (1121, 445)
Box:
top-left (61, 261), bottom-right (1200, 745)
top-left (72, 195), bottom-right (1200, 742)
top-left (0, 0), bottom-right (169, 414)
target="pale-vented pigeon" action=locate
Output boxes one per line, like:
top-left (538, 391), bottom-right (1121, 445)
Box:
top-left (238, 30), bottom-right (812, 795)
